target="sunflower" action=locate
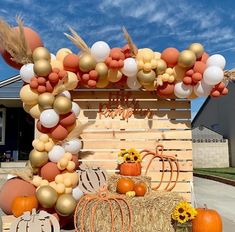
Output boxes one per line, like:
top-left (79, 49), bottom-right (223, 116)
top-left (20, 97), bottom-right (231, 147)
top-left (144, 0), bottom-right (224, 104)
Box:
top-left (177, 212), bottom-right (189, 224)
top-left (127, 148), bottom-right (139, 156)
top-left (123, 153), bottom-right (132, 163)
top-left (118, 150), bottom-right (128, 157)
top-left (117, 156), bottom-right (124, 164)
top-left (131, 153), bottom-right (142, 163)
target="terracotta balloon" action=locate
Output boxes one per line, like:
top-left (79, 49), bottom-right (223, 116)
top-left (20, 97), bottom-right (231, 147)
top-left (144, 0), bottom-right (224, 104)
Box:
top-left (1, 26), bottom-right (43, 69)
top-left (193, 61), bottom-right (206, 74)
top-left (199, 52), bottom-right (209, 63)
top-left (161, 48), bottom-right (179, 67)
top-left (60, 112), bottom-right (77, 127)
top-left (72, 155), bottom-right (80, 169)
top-left (157, 82), bottom-right (175, 96)
top-left (36, 121), bottom-right (52, 134)
top-left (0, 178), bottom-right (36, 214)
top-left (63, 54), bottom-right (80, 72)
top-left (51, 124), bottom-right (68, 141)
top-left (40, 162), bottom-right (61, 182)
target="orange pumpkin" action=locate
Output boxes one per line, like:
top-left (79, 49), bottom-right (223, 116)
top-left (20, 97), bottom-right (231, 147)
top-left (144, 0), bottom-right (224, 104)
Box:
top-left (11, 196), bottom-right (38, 217)
top-left (192, 206), bottom-right (222, 232)
top-left (116, 178), bottom-right (134, 194)
top-left (133, 183), bottom-right (147, 196)
top-left (119, 162), bottom-right (141, 176)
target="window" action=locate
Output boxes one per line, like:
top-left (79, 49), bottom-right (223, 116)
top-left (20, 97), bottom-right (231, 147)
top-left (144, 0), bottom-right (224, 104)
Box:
top-left (0, 108), bottom-right (6, 145)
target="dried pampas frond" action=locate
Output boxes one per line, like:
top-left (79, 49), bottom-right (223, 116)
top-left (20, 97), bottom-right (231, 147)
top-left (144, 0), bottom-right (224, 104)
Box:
top-left (64, 27), bottom-right (90, 53)
top-left (224, 69), bottom-right (235, 81)
top-left (122, 27), bottom-right (138, 57)
top-left (0, 16), bottom-right (33, 64)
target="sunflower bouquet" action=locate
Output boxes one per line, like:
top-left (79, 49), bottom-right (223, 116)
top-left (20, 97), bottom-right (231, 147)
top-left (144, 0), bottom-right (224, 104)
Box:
top-left (172, 202), bottom-right (197, 232)
top-left (117, 148), bottom-right (142, 164)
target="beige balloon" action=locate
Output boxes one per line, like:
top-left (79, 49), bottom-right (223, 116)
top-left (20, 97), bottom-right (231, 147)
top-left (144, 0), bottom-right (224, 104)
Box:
top-left (33, 47), bottom-right (51, 62)
top-left (29, 104), bottom-right (43, 119)
top-left (178, 50), bottom-right (196, 68)
top-left (64, 71), bottom-right (78, 90)
top-left (36, 186), bottom-right (58, 208)
top-left (29, 149), bottom-right (48, 168)
top-left (51, 59), bottom-right (64, 70)
top-left (156, 59), bottom-right (167, 75)
top-left (23, 103), bottom-right (32, 113)
top-left (34, 60), bottom-right (52, 77)
top-left (107, 69), bottom-right (122, 83)
top-left (20, 85), bottom-right (39, 105)
top-left (137, 70), bottom-right (156, 85)
top-left (188, 43), bottom-right (204, 59)
top-left (96, 76), bottom-right (109, 88)
top-left (38, 93), bottom-right (55, 109)
top-left (56, 48), bottom-right (72, 62)
top-left (53, 96), bottom-right (72, 114)
top-left (95, 63), bottom-right (108, 77)
top-left (79, 53), bottom-right (96, 72)
top-left (55, 194), bottom-right (77, 216)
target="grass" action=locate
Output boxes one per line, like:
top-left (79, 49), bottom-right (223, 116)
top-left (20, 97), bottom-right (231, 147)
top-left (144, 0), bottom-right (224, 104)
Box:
top-left (194, 167), bottom-right (235, 181)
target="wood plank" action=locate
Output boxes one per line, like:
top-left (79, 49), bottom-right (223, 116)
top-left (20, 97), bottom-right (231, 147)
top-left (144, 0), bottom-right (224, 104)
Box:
top-left (81, 130), bottom-right (192, 140)
top-left (152, 182), bottom-right (191, 192)
top-left (79, 150), bottom-right (192, 160)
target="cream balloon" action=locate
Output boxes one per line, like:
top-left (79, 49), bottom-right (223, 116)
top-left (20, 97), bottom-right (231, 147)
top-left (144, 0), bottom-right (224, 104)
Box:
top-left (50, 59), bottom-right (64, 70)
top-left (20, 85), bottom-right (39, 105)
top-left (48, 145), bottom-right (65, 163)
top-left (90, 41), bottom-right (110, 62)
top-left (72, 186), bottom-right (84, 200)
top-left (50, 53), bottom-right (56, 60)
top-left (127, 76), bottom-right (141, 90)
top-left (62, 139), bottom-right (82, 154)
top-left (64, 71), bottom-right (78, 90)
top-left (71, 102), bottom-right (80, 117)
top-left (206, 54), bottom-right (226, 69)
top-left (203, 66), bottom-right (224, 85)
top-left (194, 80), bottom-right (213, 97)
top-left (40, 109), bottom-right (59, 128)
top-left (121, 58), bottom-right (138, 76)
top-left (56, 48), bottom-right (72, 61)
top-left (174, 82), bottom-right (192, 98)
top-left (29, 104), bottom-right (42, 119)
top-left (20, 63), bottom-right (35, 83)
top-left (58, 91), bottom-right (71, 99)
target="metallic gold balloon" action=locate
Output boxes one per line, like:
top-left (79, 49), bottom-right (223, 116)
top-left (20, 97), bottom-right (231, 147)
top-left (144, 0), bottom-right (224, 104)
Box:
top-left (20, 85), bottom-right (39, 105)
top-left (38, 93), bottom-right (55, 109)
top-left (156, 59), bottom-right (167, 75)
top-left (29, 104), bottom-right (43, 119)
top-left (95, 63), bottom-right (108, 77)
top-left (34, 60), bottom-right (52, 77)
top-left (107, 69), bottom-right (122, 83)
top-left (29, 149), bottom-right (48, 168)
top-left (36, 186), bottom-right (58, 208)
top-left (188, 43), bottom-right (204, 59)
top-left (137, 70), bottom-right (156, 85)
top-left (96, 76), bottom-right (109, 88)
top-left (173, 65), bottom-right (187, 81)
top-left (143, 80), bottom-right (157, 91)
top-left (55, 194), bottom-right (77, 216)
top-left (53, 96), bottom-right (72, 114)
top-left (79, 53), bottom-right (96, 72)
top-left (178, 50), bottom-right (196, 68)
top-left (33, 47), bottom-right (51, 62)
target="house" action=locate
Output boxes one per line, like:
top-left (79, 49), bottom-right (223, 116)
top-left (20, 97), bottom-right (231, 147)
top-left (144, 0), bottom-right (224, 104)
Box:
top-left (192, 82), bottom-right (235, 167)
top-left (0, 75), bottom-right (34, 161)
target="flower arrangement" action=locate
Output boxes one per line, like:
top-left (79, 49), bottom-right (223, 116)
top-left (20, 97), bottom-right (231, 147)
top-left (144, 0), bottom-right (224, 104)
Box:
top-left (117, 148), bottom-right (142, 164)
top-left (172, 202), bottom-right (197, 232)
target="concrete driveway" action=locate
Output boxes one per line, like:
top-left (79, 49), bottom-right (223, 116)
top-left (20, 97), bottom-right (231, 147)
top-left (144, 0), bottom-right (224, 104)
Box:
top-left (194, 177), bottom-right (235, 232)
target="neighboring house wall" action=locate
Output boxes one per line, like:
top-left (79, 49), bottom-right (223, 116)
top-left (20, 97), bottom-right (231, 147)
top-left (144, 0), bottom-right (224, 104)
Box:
top-left (193, 82), bottom-right (235, 166)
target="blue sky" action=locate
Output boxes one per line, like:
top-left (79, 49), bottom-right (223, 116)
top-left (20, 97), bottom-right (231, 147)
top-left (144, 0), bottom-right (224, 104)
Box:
top-left (1, 0), bottom-right (235, 118)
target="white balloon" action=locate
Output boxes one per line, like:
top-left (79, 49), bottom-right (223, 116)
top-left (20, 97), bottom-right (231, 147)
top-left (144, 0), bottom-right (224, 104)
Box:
top-left (72, 186), bottom-right (84, 200)
top-left (90, 41), bottom-right (110, 62)
top-left (203, 66), bottom-right (224, 85)
top-left (127, 75), bottom-right (141, 90)
top-left (223, 79), bottom-right (229, 87)
top-left (40, 109), bottom-right (59, 128)
top-left (194, 80), bottom-right (213, 97)
top-left (206, 54), bottom-right (226, 69)
top-left (71, 102), bottom-right (80, 117)
top-left (50, 53), bottom-right (56, 60)
top-left (174, 82), bottom-right (192, 98)
top-left (63, 139), bottom-right (82, 154)
top-left (48, 145), bottom-right (65, 163)
top-left (121, 58), bottom-right (138, 76)
top-left (58, 91), bottom-right (71, 99)
top-left (20, 63), bottom-right (35, 83)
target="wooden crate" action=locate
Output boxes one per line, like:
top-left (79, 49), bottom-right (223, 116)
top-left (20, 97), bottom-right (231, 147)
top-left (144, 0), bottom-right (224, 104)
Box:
top-left (72, 89), bottom-right (193, 201)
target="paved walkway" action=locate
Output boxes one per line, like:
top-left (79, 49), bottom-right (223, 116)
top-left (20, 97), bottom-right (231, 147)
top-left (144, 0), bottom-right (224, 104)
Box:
top-left (193, 177), bottom-right (235, 232)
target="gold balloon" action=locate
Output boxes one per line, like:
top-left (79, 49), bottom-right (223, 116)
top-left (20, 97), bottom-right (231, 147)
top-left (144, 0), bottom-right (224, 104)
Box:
top-left (29, 104), bottom-right (43, 119)
top-left (79, 53), bottom-right (96, 72)
top-left (187, 91), bottom-right (198, 99)
top-left (56, 48), bottom-right (72, 61)
top-left (33, 47), bottom-right (51, 62)
top-left (64, 71), bottom-right (78, 90)
top-left (188, 43), bottom-right (204, 59)
top-left (36, 186), bottom-right (58, 208)
top-left (107, 69), bottom-right (122, 83)
top-left (96, 76), bottom-right (109, 88)
top-left (178, 50), bottom-right (196, 68)
top-left (55, 194), bottom-right (77, 216)
top-left (51, 59), bottom-right (64, 70)
top-left (173, 65), bottom-right (187, 81)
top-left (53, 96), bottom-right (72, 114)
top-left (38, 93), bottom-right (55, 109)
top-left (137, 70), bottom-right (156, 85)
top-left (20, 85), bottom-right (39, 105)
top-left (95, 63), bottom-right (108, 77)
top-left (156, 59), bottom-right (167, 75)
top-left (29, 149), bottom-right (48, 168)
top-left (143, 81), bottom-right (157, 91)
top-left (34, 60), bottom-right (52, 77)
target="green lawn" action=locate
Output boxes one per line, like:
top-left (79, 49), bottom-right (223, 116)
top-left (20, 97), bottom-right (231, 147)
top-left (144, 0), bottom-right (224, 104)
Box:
top-left (194, 167), bottom-right (235, 181)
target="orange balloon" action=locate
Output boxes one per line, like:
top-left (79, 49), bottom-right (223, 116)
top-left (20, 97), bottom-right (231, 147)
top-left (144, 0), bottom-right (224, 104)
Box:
top-left (193, 61), bottom-right (206, 74)
top-left (51, 124), bottom-right (68, 141)
top-left (161, 48), bottom-right (179, 67)
top-left (63, 54), bottom-right (80, 72)
top-left (40, 162), bottom-right (61, 182)
top-left (157, 82), bottom-right (175, 96)
top-left (199, 52), bottom-right (209, 63)
top-left (183, 76), bottom-right (193, 85)
top-left (60, 112), bottom-right (76, 127)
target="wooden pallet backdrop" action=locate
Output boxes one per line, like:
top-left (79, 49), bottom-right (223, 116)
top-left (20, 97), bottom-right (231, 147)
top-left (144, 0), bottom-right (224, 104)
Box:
top-left (72, 89), bottom-right (192, 201)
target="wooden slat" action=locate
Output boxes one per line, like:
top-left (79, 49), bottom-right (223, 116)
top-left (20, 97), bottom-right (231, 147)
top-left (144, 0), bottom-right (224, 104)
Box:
top-left (152, 182), bottom-right (191, 192)
top-left (179, 193), bottom-right (191, 202)
top-left (143, 172), bottom-right (192, 182)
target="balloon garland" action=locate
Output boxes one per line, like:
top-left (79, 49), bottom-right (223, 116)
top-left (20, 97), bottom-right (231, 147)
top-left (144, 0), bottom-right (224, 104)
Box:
top-left (0, 18), bottom-right (234, 227)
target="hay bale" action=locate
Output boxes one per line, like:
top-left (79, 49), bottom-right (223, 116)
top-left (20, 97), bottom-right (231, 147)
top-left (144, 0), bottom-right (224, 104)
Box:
top-left (74, 191), bottom-right (182, 232)
top-left (108, 174), bottom-right (152, 193)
